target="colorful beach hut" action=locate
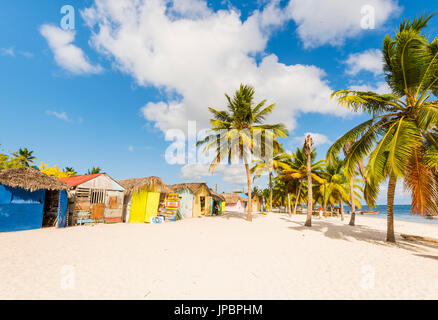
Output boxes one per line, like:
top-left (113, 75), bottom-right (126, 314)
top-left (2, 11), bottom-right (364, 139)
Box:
top-left (223, 193), bottom-right (246, 212)
top-left (0, 167), bottom-right (70, 232)
top-left (60, 173), bottom-right (125, 225)
top-left (210, 190), bottom-right (225, 215)
top-left (118, 177), bottom-right (170, 223)
top-left (169, 183), bottom-right (212, 218)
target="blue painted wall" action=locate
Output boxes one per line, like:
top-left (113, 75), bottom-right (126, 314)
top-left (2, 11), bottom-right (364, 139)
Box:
top-left (0, 185), bottom-right (46, 232)
top-left (57, 190), bottom-right (68, 228)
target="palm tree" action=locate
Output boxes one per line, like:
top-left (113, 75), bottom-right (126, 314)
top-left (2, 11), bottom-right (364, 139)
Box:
top-left (251, 146), bottom-right (291, 213)
top-left (198, 84), bottom-right (288, 221)
top-left (87, 167), bottom-right (102, 175)
top-left (64, 167), bottom-right (78, 176)
top-left (328, 15), bottom-right (438, 242)
top-left (280, 146), bottom-right (325, 215)
top-left (17, 148), bottom-right (36, 167)
top-left (320, 156), bottom-right (363, 221)
top-left (304, 135), bottom-right (314, 227)
top-left (342, 142), bottom-right (367, 226)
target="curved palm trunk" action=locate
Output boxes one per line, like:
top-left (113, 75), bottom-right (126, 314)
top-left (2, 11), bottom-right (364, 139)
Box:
top-left (304, 136), bottom-right (313, 227)
top-left (349, 176), bottom-right (356, 226)
top-left (339, 200), bottom-right (344, 221)
top-left (293, 179), bottom-right (303, 215)
top-left (269, 169), bottom-right (273, 212)
top-left (386, 173), bottom-right (397, 242)
top-left (245, 163), bottom-right (253, 222)
top-left (287, 193), bottom-right (291, 216)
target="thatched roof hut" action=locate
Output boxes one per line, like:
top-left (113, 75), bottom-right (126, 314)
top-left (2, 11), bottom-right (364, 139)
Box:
top-left (222, 193), bottom-right (245, 204)
top-left (169, 183), bottom-right (209, 194)
top-left (118, 176), bottom-right (170, 194)
top-left (0, 167), bottom-right (69, 192)
top-left (210, 190), bottom-right (225, 202)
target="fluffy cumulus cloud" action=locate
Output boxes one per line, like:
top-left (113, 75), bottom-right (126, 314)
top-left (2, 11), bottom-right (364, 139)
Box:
top-left (345, 49), bottom-right (384, 76)
top-left (40, 25), bottom-right (103, 75)
top-left (81, 0), bottom-right (352, 135)
top-left (288, 0), bottom-right (400, 48)
top-left (181, 163), bottom-right (247, 185)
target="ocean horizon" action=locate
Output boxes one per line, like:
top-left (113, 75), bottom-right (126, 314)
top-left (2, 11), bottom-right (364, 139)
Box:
top-left (352, 205), bottom-right (438, 225)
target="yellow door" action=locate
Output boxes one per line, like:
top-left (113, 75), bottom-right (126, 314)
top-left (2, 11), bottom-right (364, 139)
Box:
top-left (145, 192), bottom-right (160, 223)
top-left (128, 190), bottom-right (148, 223)
top-left (205, 196), bottom-right (212, 216)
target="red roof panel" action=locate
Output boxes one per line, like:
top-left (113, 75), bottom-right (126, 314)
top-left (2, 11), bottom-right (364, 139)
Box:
top-left (60, 173), bottom-right (103, 187)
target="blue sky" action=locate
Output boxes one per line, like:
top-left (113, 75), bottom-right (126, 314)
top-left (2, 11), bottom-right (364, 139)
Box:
top-left (0, 0), bottom-right (437, 204)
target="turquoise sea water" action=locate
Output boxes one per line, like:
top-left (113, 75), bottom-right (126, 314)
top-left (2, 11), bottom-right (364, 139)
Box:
top-left (351, 205), bottom-right (438, 225)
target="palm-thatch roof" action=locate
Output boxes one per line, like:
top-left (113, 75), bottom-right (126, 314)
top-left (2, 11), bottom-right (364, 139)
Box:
top-left (169, 183), bottom-right (209, 194)
top-left (0, 167), bottom-right (69, 192)
top-left (210, 190), bottom-right (225, 202)
top-left (118, 176), bottom-right (170, 194)
top-left (222, 193), bottom-right (245, 204)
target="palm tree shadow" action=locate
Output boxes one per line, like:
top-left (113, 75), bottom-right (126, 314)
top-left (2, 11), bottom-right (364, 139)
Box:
top-left (283, 217), bottom-right (438, 254)
top-left (219, 211), bottom-right (265, 220)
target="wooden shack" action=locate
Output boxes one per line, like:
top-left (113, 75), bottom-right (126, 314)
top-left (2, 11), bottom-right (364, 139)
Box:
top-left (169, 183), bottom-right (212, 218)
top-left (60, 173), bottom-right (125, 225)
top-left (118, 176), bottom-right (170, 223)
top-left (0, 167), bottom-right (70, 232)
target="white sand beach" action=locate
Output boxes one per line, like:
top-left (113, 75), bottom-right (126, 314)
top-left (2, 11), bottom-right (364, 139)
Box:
top-left (0, 212), bottom-right (437, 300)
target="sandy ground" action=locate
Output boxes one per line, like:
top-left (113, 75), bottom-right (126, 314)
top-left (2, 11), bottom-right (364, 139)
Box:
top-left (0, 212), bottom-right (437, 300)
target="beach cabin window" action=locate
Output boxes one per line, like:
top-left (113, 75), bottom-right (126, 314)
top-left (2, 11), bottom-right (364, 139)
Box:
top-left (200, 196), bottom-right (205, 213)
top-left (91, 189), bottom-right (105, 204)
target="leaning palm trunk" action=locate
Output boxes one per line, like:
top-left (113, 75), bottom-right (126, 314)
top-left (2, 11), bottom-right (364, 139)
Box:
top-left (339, 200), bottom-right (344, 221)
top-left (349, 177), bottom-right (356, 226)
top-left (386, 173), bottom-right (397, 242)
top-left (304, 135), bottom-right (313, 227)
top-left (293, 179), bottom-right (303, 214)
top-left (287, 193), bottom-right (291, 216)
top-left (245, 163), bottom-right (253, 222)
top-left (269, 169), bottom-right (273, 212)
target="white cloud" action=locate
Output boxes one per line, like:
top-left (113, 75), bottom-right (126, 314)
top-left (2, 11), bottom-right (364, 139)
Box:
top-left (349, 81), bottom-right (391, 94)
top-left (345, 49), bottom-right (383, 76)
top-left (1, 47), bottom-right (34, 58)
top-left (181, 163), bottom-right (247, 185)
top-left (292, 132), bottom-right (330, 147)
top-left (82, 0), bottom-right (350, 136)
top-left (0, 47), bottom-right (15, 57)
top-left (45, 110), bottom-right (70, 122)
top-left (128, 146), bottom-right (134, 152)
top-left (288, 0), bottom-right (400, 48)
top-left (40, 24), bottom-right (103, 75)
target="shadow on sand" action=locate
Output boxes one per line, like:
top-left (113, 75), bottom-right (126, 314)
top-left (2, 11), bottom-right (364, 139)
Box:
top-left (280, 215), bottom-right (438, 255)
top-left (218, 211), bottom-right (266, 221)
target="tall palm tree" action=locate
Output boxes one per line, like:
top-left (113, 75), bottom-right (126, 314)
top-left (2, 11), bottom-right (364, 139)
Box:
top-left (304, 135), bottom-right (314, 227)
top-left (328, 15), bottom-right (438, 242)
top-left (251, 146), bottom-right (291, 213)
top-left (280, 146), bottom-right (325, 215)
top-left (198, 84), bottom-right (288, 221)
top-left (17, 148), bottom-right (36, 167)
